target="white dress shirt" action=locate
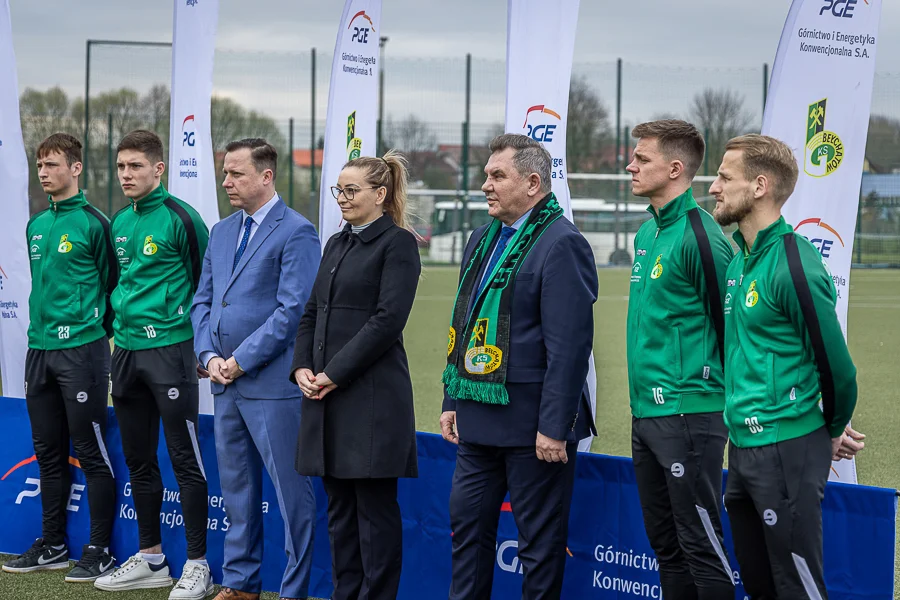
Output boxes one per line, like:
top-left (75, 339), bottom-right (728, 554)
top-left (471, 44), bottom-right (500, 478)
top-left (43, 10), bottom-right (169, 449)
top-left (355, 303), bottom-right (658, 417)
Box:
top-left (235, 191), bottom-right (279, 252)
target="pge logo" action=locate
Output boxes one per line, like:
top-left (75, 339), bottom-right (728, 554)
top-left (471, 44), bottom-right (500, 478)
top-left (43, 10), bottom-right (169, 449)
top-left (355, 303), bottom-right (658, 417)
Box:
top-left (348, 10), bottom-right (376, 44)
top-left (522, 105), bottom-right (561, 143)
top-left (794, 218), bottom-right (845, 259)
top-left (497, 540), bottom-right (523, 574)
top-left (182, 115), bottom-right (196, 147)
top-left (495, 502), bottom-right (572, 575)
top-left (2, 454), bottom-right (86, 511)
top-left (820, 0), bottom-right (861, 18)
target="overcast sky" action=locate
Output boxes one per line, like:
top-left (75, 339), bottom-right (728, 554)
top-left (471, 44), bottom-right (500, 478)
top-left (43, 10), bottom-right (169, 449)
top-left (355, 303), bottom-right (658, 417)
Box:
top-left (9, 0), bottom-right (900, 130)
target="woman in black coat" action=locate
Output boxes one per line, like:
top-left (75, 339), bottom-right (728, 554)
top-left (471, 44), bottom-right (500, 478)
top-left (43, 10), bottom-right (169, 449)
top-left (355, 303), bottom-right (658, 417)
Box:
top-left (290, 150), bottom-right (419, 600)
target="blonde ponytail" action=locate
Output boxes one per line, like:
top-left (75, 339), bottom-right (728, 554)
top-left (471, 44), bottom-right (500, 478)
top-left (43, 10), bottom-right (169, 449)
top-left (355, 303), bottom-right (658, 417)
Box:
top-left (344, 149), bottom-right (413, 230)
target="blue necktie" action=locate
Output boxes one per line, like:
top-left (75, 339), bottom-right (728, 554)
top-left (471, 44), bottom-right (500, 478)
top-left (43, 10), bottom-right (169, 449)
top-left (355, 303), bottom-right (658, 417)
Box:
top-left (233, 215), bottom-right (254, 271)
top-left (476, 226), bottom-right (515, 298)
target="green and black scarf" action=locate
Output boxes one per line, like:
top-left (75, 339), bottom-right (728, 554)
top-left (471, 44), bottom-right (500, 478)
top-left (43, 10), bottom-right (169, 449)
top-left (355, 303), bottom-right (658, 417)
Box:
top-left (442, 193), bottom-right (564, 405)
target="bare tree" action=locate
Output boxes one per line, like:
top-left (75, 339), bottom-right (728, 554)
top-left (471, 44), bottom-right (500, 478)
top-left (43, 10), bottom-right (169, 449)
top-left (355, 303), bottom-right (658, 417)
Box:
top-left (689, 88), bottom-right (756, 174)
top-left (866, 115), bottom-right (900, 173)
top-left (383, 115), bottom-right (437, 155)
top-left (142, 84), bottom-right (171, 143)
top-left (482, 123), bottom-right (506, 146)
top-left (18, 86), bottom-right (288, 215)
top-left (19, 87), bottom-right (79, 153)
top-left (383, 115), bottom-right (438, 184)
top-left (566, 76), bottom-right (612, 173)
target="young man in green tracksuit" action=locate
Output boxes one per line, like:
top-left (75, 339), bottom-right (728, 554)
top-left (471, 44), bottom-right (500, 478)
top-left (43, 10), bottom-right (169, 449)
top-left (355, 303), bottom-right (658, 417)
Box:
top-left (625, 120), bottom-right (736, 599)
top-left (711, 134), bottom-right (858, 599)
top-left (3, 134), bottom-right (118, 583)
top-left (94, 130), bottom-right (212, 599)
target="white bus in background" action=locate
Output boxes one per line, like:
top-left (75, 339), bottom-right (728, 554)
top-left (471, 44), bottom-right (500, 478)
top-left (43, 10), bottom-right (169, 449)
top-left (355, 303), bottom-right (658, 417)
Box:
top-left (427, 198), bottom-right (653, 264)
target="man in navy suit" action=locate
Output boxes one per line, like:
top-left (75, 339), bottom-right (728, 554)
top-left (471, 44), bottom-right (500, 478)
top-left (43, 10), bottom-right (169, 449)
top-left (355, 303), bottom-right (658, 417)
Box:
top-left (440, 134), bottom-right (598, 600)
top-left (191, 138), bottom-right (320, 600)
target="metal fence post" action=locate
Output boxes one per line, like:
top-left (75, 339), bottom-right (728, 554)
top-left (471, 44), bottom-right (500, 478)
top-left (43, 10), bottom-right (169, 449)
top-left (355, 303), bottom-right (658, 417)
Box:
top-left (107, 112), bottom-right (114, 215)
top-left (310, 48), bottom-right (317, 220)
top-left (613, 58), bottom-right (622, 257)
top-left (288, 117), bottom-right (295, 209)
top-left (84, 41), bottom-right (92, 192)
top-left (461, 53), bottom-right (471, 245)
top-left (704, 127), bottom-right (711, 177)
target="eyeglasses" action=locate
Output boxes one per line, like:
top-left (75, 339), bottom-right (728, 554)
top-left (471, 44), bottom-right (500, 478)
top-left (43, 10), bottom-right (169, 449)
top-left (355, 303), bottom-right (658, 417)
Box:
top-left (330, 185), bottom-right (381, 201)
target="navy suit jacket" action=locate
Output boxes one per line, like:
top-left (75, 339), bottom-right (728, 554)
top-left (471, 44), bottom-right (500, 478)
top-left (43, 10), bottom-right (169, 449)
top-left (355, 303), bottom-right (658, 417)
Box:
top-left (442, 215), bottom-right (598, 446)
top-left (191, 198), bottom-right (320, 400)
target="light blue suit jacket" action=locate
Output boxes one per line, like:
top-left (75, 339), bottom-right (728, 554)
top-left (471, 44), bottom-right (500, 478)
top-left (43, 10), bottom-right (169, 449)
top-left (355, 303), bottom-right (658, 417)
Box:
top-left (191, 198), bottom-right (320, 399)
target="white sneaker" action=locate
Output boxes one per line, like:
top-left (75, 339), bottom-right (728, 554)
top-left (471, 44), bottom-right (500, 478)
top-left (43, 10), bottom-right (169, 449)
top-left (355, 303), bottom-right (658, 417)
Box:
top-left (93, 553), bottom-right (173, 591)
top-left (169, 562), bottom-right (214, 600)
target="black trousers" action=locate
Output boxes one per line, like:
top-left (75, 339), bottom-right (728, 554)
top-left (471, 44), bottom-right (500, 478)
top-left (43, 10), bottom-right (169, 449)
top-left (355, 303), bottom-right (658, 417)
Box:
top-left (448, 441), bottom-right (577, 600)
top-left (25, 338), bottom-right (116, 548)
top-left (111, 340), bottom-right (208, 559)
top-left (632, 413), bottom-right (734, 600)
top-left (725, 427), bottom-right (832, 600)
top-left (322, 477), bottom-right (402, 600)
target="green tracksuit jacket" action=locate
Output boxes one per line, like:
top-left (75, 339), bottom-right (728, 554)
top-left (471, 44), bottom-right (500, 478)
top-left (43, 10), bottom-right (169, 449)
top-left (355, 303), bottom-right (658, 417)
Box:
top-left (110, 184), bottom-right (208, 351)
top-left (627, 188), bottom-right (735, 418)
top-left (724, 216), bottom-right (857, 448)
top-left (26, 191), bottom-right (116, 350)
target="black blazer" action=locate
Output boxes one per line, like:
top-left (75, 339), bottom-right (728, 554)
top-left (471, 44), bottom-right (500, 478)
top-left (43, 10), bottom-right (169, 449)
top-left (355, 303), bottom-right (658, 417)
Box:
top-left (291, 213), bottom-right (420, 479)
top-left (442, 216), bottom-right (599, 447)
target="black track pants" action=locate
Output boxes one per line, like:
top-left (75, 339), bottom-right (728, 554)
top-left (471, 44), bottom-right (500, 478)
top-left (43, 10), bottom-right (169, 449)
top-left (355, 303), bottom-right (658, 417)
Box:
top-left (111, 340), bottom-right (208, 559)
top-left (25, 338), bottom-right (116, 548)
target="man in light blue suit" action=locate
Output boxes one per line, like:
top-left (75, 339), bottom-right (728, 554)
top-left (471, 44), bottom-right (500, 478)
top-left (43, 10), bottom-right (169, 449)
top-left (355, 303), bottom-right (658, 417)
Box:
top-left (191, 138), bottom-right (320, 600)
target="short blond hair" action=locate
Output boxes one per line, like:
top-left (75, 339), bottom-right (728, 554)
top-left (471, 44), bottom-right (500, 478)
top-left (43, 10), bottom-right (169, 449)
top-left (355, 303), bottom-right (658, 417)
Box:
top-left (725, 134), bottom-right (799, 205)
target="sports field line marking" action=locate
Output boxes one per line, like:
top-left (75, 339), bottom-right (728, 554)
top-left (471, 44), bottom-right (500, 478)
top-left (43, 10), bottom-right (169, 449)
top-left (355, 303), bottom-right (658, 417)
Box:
top-left (848, 302), bottom-right (900, 309)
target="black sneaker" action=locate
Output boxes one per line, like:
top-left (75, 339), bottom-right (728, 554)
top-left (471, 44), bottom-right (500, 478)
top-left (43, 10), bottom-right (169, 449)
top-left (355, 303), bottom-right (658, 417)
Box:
top-left (65, 545), bottom-right (115, 583)
top-left (1, 538), bottom-right (69, 573)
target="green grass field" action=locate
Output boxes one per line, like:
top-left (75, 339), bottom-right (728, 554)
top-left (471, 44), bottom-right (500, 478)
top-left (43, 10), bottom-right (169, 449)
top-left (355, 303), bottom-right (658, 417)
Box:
top-left (407, 266), bottom-right (900, 489)
top-left (2, 266), bottom-right (898, 599)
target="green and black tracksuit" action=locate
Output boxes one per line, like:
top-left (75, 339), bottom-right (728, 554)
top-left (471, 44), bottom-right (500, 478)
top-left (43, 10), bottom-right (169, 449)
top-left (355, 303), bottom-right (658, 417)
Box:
top-left (723, 216), bottom-right (857, 599)
top-left (626, 189), bottom-right (736, 599)
top-left (109, 184), bottom-right (210, 559)
top-left (25, 190), bottom-right (117, 549)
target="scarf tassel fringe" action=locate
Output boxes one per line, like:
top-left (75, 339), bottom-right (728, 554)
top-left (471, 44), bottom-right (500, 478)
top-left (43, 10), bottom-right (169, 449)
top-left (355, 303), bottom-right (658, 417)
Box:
top-left (442, 364), bottom-right (509, 406)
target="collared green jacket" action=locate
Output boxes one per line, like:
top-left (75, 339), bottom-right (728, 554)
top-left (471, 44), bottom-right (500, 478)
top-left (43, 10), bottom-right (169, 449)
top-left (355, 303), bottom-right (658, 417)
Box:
top-left (627, 188), bottom-right (734, 418)
top-left (723, 217), bottom-right (857, 447)
top-left (26, 191), bottom-right (116, 350)
top-left (110, 185), bottom-right (209, 350)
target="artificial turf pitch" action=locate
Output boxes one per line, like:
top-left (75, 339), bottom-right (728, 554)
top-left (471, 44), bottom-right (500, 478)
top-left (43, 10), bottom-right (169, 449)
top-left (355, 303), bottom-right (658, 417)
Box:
top-left (2, 266), bottom-right (898, 599)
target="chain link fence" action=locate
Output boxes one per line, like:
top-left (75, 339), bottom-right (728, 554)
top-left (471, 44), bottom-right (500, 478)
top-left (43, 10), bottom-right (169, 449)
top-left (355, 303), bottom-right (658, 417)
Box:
top-left (17, 47), bottom-right (900, 266)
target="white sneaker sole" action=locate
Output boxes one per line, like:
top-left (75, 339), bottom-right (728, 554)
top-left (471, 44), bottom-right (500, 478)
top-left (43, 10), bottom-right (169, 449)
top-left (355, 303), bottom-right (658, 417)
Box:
top-left (65, 571), bottom-right (109, 583)
top-left (2, 562), bottom-right (69, 573)
top-left (94, 575), bottom-right (173, 591)
top-left (169, 582), bottom-right (215, 600)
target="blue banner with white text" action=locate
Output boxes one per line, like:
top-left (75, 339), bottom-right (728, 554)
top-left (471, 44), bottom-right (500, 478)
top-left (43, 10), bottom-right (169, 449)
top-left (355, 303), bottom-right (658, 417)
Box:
top-left (0, 398), bottom-right (893, 599)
